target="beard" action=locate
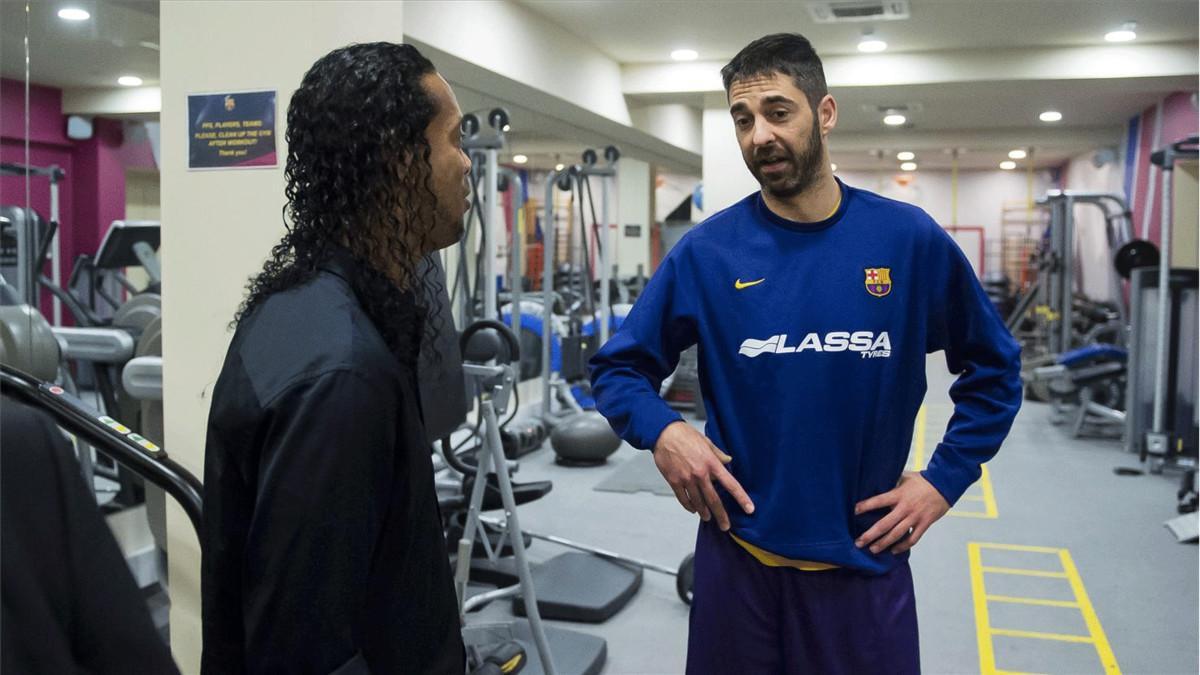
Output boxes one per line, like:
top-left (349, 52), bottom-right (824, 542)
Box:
top-left (747, 121), bottom-right (826, 199)
top-left (428, 180), bottom-right (470, 251)
top-left (429, 202), bottom-right (466, 252)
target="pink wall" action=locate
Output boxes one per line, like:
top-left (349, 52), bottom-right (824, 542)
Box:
top-left (1128, 91), bottom-right (1199, 246)
top-left (1, 77), bottom-right (159, 323)
top-left (1, 79), bottom-right (76, 318)
top-left (72, 118), bottom-right (128, 259)
top-left (0, 79), bottom-right (71, 146)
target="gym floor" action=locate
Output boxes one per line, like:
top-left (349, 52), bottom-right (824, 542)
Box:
top-left (474, 353), bottom-right (1198, 674)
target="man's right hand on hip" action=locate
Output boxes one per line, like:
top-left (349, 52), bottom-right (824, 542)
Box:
top-left (653, 421), bottom-right (755, 531)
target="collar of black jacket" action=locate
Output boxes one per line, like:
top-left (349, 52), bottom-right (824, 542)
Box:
top-left (316, 244), bottom-right (369, 286)
top-left (317, 245), bottom-right (426, 365)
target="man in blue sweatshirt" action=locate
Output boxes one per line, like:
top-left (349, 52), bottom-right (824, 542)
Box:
top-left (589, 33), bottom-right (1022, 674)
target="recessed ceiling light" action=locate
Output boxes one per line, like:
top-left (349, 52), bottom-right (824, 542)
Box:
top-left (57, 8), bottom-right (90, 21)
top-left (896, 151), bottom-right (915, 161)
top-left (1000, 160), bottom-right (1017, 170)
top-left (118, 75), bottom-right (143, 87)
top-left (1039, 110), bottom-right (1062, 123)
top-left (830, 163), bottom-right (838, 172)
top-left (883, 113), bottom-right (906, 126)
top-left (502, 124), bottom-right (511, 133)
top-left (900, 162), bottom-right (917, 171)
top-left (671, 49), bottom-right (698, 62)
top-left (512, 154), bottom-right (528, 164)
top-left (1105, 21), bottom-right (1137, 42)
top-left (555, 163), bottom-right (565, 171)
top-left (1009, 149), bottom-right (1028, 159)
top-left (858, 29), bottom-right (887, 53)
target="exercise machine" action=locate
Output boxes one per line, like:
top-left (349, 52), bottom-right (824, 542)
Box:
top-left (4, 362), bottom-right (542, 672)
top-left (1029, 344), bottom-right (1128, 438)
top-left (1126, 266), bottom-right (1198, 468)
top-left (535, 154), bottom-right (622, 464)
top-left (1012, 189), bottom-right (1161, 424)
top-left (1, 362), bottom-right (202, 642)
top-left (2, 216), bottom-right (167, 594)
top-left (0, 162), bottom-right (65, 324)
top-left (450, 319), bottom-right (609, 675)
top-left (1131, 136), bottom-right (1199, 473)
top-left (73, 220), bottom-right (162, 312)
top-left (453, 108), bottom-right (512, 328)
top-left (1007, 191), bottom-right (1143, 357)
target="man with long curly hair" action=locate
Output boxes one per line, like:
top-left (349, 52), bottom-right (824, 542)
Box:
top-left (201, 43), bottom-right (471, 674)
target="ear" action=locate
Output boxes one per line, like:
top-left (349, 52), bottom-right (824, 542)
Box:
top-left (818, 94), bottom-right (838, 137)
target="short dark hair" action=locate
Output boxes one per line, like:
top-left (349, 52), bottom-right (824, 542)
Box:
top-left (721, 33), bottom-right (828, 110)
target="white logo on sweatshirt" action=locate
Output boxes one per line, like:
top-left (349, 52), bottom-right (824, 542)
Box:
top-left (738, 332), bottom-right (892, 359)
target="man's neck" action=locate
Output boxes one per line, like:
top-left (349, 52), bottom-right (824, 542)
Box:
top-left (760, 173), bottom-right (841, 223)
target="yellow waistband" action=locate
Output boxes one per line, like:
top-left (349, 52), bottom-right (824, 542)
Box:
top-left (729, 533), bottom-right (839, 571)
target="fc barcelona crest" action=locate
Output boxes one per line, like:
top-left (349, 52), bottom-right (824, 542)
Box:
top-left (865, 268), bottom-right (892, 297)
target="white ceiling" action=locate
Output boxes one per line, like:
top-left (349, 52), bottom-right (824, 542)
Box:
top-left (820, 76), bottom-right (1195, 169)
top-left (9, 0), bottom-right (1195, 88)
top-left (518, 0), bottom-right (1198, 63)
top-left (2, 0), bottom-right (1196, 174)
top-left (821, 78), bottom-right (1192, 133)
top-left (0, 0), bottom-right (160, 88)
top-left (518, 0), bottom-right (1198, 172)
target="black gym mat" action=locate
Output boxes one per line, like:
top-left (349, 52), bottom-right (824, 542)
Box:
top-left (512, 552), bottom-right (643, 623)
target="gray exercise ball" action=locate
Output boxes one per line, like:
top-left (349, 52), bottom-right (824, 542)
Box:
top-left (551, 411), bottom-right (621, 466)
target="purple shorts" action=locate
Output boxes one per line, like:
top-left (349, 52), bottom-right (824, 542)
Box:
top-left (686, 520), bottom-right (920, 674)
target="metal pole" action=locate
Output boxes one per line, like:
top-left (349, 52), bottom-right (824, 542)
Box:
top-left (1045, 197), bottom-right (1063, 354)
top-left (542, 172), bottom-right (559, 419)
top-left (455, 173), bottom-right (475, 329)
top-left (484, 148), bottom-right (499, 321)
top-left (1060, 197), bottom-right (1075, 353)
top-left (454, 424), bottom-right (493, 610)
top-left (23, 12), bottom-right (31, 313)
top-left (1101, 207), bottom-right (1130, 327)
top-left (504, 170), bottom-right (523, 338)
top-left (1150, 155), bottom-right (1174, 438)
top-left (511, 174), bottom-right (520, 333)
top-left (599, 176), bottom-right (611, 345)
top-left (49, 172), bottom-right (61, 325)
top-left (16, 207), bottom-right (33, 306)
top-left (1005, 277), bottom-right (1042, 333)
top-left (482, 400), bottom-right (557, 675)
top-left (515, 526), bottom-right (679, 576)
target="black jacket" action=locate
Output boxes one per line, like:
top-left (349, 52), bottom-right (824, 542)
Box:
top-left (1, 395), bottom-right (180, 675)
top-left (200, 250), bottom-right (464, 674)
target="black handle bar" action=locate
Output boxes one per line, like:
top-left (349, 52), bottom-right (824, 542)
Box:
top-left (0, 364), bottom-right (203, 537)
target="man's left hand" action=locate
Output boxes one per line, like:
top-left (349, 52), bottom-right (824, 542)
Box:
top-left (854, 472), bottom-right (951, 555)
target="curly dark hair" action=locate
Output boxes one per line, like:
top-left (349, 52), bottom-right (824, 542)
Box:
top-left (235, 42), bottom-right (446, 353)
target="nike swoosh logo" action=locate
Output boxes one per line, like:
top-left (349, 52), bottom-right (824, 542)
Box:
top-left (735, 278), bottom-right (765, 290)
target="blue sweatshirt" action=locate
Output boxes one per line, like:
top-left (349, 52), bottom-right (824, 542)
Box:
top-left (589, 181), bottom-right (1022, 574)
